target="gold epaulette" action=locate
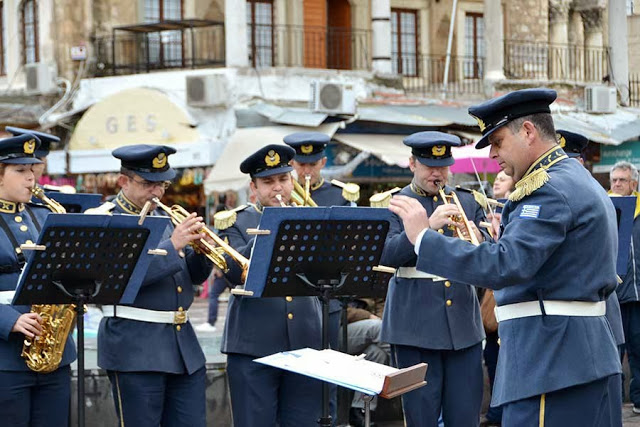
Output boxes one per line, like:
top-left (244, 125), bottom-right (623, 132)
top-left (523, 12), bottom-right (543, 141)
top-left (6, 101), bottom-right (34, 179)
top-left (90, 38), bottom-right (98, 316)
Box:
top-left (214, 205), bottom-right (247, 230)
top-left (508, 168), bottom-right (549, 202)
top-left (331, 179), bottom-right (360, 202)
top-left (369, 192), bottom-right (391, 208)
top-left (84, 201), bottom-right (116, 215)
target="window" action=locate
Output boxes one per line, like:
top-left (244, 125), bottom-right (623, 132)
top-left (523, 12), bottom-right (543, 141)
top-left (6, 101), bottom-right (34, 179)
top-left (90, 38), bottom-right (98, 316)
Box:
top-left (247, 0), bottom-right (274, 67)
top-left (464, 12), bottom-right (484, 79)
top-left (21, 0), bottom-right (38, 64)
top-left (144, 0), bottom-right (183, 68)
top-left (1, 1), bottom-right (5, 75)
top-left (628, 0), bottom-right (634, 15)
top-left (391, 9), bottom-right (418, 77)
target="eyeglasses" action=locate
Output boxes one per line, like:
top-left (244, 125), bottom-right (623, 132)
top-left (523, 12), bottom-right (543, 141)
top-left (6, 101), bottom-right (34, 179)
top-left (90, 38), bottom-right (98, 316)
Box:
top-left (129, 177), bottom-right (172, 190)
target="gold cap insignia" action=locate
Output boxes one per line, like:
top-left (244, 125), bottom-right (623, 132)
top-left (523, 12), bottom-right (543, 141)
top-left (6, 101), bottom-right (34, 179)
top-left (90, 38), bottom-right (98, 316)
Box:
top-left (432, 145), bottom-right (446, 157)
top-left (300, 144), bottom-right (314, 154)
top-left (152, 153), bottom-right (167, 169)
top-left (23, 139), bottom-right (36, 155)
top-left (473, 116), bottom-right (486, 133)
top-left (265, 150), bottom-right (281, 167)
top-left (557, 133), bottom-right (566, 148)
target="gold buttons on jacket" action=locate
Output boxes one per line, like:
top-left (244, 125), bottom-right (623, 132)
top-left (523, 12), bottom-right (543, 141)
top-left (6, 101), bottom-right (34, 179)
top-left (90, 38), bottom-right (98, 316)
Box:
top-left (19, 225), bottom-right (28, 232)
top-left (15, 247), bottom-right (22, 254)
top-left (176, 325), bottom-right (182, 331)
top-left (285, 296), bottom-right (293, 302)
top-left (446, 299), bottom-right (452, 306)
top-left (438, 229), bottom-right (444, 234)
top-left (444, 281), bottom-right (451, 288)
top-left (433, 196), bottom-right (438, 202)
top-left (25, 240), bottom-right (33, 245)
top-left (288, 313), bottom-right (294, 320)
top-left (14, 216), bottom-right (22, 223)
top-left (178, 306), bottom-right (184, 312)
top-left (177, 286), bottom-right (183, 293)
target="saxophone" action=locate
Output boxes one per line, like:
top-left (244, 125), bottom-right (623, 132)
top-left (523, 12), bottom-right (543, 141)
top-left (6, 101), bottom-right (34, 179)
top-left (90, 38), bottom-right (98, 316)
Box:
top-left (21, 186), bottom-right (77, 373)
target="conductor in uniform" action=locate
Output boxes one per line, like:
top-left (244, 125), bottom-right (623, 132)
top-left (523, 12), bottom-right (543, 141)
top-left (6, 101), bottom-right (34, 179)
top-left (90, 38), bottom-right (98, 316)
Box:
top-left (95, 145), bottom-right (213, 427)
top-left (389, 89), bottom-right (622, 426)
top-left (217, 144), bottom-right (323, 427)
top-left (380, 131), bottom-right (488, 426)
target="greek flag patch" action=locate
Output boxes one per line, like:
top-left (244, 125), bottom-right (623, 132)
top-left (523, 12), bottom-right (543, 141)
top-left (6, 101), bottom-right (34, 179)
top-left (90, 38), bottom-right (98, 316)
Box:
top-left (520, 205), bottom-right (541, 218)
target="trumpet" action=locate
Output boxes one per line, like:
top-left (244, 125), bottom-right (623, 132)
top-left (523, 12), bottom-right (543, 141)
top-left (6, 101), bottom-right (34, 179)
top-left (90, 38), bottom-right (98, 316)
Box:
top-left (436, 182), bottom-right (480, 246)
top-left (151, 198), bottom-right (250, 281)
top-left (291, 175), bottom-right (317, 207)
top-left (275, 194), bottom-right (288, 207)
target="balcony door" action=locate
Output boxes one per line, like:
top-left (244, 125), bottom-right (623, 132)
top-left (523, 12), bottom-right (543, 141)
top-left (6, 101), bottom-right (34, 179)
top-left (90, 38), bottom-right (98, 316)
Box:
top-left (463, 12), bottom-right (484, 79)
top-left (327, 0), bottom-right (351, 70)
top-left (145, 0), bottom-right (183, 69)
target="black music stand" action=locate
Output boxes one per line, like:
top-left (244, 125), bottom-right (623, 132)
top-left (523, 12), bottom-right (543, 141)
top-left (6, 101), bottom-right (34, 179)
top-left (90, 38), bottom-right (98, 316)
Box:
top-left (241, 206), bottom-right (394, 427)
top-left (12, 213), bottom-right (167, 427)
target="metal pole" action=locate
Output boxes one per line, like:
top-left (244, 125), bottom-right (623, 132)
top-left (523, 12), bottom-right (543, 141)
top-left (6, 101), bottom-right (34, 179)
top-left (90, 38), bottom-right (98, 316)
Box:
top-left (76, 300), bottom-right (85, 427)
top-left (441, 0), bottom-right (458, 99)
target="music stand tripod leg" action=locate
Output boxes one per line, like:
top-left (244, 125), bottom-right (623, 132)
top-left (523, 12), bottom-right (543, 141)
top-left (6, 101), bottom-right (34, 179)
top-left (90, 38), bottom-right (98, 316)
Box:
top-left (363, 394), bottom-right (374, 427)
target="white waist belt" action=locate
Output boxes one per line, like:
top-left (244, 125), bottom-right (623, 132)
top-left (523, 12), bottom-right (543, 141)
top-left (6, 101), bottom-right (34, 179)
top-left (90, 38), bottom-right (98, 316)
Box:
top-left (0, 290), bottom-right (15, 304)
top-left (495, 300), bottom-right (606, 322)
top-left (396, 267), bottom-right (446, 281)
top-left (102, 305), bottom-right (189, 325)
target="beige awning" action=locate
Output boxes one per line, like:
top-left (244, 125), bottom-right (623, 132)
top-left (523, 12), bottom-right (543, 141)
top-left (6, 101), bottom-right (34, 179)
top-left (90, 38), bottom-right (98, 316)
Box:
top-left (332, 134), bottom-right (411, 168)
top-left (204, 123), bottom-right (340, 194)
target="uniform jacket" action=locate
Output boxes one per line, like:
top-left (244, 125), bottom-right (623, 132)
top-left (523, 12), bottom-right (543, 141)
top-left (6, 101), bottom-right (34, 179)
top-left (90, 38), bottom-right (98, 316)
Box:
top-left (380, 184), bottom-right (486, 351)
top-left (0, 201), bottom-right (76, 371)
top-left (220, 204), bottom-right (323, 358)
top-left (310, 179), bottom-right (351, 208)
top-left (414, 149), bottom-right (621, 405)
top-left (617, 192), bottom-right (640, 304)
top-left (97, 193), bottom-right (212, 374)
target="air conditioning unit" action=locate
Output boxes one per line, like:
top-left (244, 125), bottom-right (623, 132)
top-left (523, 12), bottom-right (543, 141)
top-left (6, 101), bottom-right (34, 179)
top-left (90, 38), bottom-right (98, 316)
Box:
top-left (25, 62), bottom-right (57, 94)
top-left (186, 74), bottom-right (229, 107)
top-left (585, 86), bottom-right (616, 113)
top-left (310, 81), bottom-right (356, 115)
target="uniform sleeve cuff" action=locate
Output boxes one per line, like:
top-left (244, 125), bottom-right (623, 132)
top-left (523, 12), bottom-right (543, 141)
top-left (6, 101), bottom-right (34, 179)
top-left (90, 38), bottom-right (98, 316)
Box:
top-left (414, 228), bottom-right (429, 255)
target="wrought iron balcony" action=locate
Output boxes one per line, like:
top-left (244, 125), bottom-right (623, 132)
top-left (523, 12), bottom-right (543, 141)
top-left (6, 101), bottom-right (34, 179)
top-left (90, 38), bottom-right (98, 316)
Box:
top-left (402, 54), bottom-right (485, 96)
top-left (93, 19), bottom-right (225, 76)
top-left (503, 40), bottom-right (609, 83)
top-left (247, 24), bottom-right (371, 70)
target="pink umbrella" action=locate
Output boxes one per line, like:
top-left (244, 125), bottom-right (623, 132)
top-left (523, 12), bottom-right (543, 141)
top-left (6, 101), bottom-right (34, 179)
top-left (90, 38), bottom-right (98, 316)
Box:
top-left (450, 143), bottom-right (500, 174)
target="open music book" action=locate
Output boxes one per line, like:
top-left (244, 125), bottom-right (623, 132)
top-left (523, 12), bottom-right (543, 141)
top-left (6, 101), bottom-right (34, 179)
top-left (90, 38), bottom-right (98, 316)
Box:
top-left (255, 348), bottom-right (427, 398)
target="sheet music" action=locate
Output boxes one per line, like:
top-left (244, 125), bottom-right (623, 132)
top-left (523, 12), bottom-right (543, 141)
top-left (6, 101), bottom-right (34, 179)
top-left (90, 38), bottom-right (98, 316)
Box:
top-left (255, 348), bottom-right (398, 395)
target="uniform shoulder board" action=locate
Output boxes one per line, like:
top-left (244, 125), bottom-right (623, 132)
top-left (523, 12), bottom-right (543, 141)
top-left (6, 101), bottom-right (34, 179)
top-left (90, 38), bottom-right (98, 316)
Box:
top-left (214, 205), bottom-right (247, 230)
top-left (331, 180), bottom-right (360, 203)
top-left (85, 201), bottom-right (116, 215)
top-left (508, 168), bottom-right (549, 202)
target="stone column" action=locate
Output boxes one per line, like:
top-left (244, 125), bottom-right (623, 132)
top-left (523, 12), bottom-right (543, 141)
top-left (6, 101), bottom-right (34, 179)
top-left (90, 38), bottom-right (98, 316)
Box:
top-left (371, 0), bottom-right (392, 74)
top-left (549, 0), bottom-right (571, 79)
top-left (568, 10), bottom-right (585, 81)
top-left (483, 0), bottom-right (505, 95)
top-left (580, 7), bottom-right (605, 82)
top-left (225, 0), bottom-right (249, 67)
top-left (608, 0), bottom-right (630, 105)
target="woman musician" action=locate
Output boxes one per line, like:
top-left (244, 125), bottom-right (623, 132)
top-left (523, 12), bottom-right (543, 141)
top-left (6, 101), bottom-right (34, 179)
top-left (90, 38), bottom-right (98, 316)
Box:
top-left (0, 133), bottom-right (75, 426)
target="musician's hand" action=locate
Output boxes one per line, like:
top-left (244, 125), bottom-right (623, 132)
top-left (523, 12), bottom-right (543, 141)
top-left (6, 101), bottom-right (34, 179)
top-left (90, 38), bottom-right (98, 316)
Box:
top-left (468, 222), bottom-right (484, 243)
top-left (171, 213), bottom-right (205, 252)
top-left (12, 312), bottom-right (43, 339)
top-left (429, 204), bottom-right (463, 230)
top-left (487, 213), bottom-right (502, 242)
top-left (388, 195), bottom-right (430, 245)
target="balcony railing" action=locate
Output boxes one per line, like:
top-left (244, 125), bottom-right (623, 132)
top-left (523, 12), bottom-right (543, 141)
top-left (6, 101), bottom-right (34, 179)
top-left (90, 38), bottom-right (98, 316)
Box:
top-left (504, 40), bottom-right (609, 83)
top-left (93, 19), bottom-right (225, 76)
top-left (403, 54), bottom-right (485, 96)
top-left (631, 74), bottom-right (640, 108)
top-left (248, 24), bottom-right (371, 70)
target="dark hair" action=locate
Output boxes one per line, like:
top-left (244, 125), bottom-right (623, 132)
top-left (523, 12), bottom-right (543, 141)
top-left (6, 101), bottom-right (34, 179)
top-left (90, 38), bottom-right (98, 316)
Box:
top-left (120, 167), bottom-right (137, 179)
top-left (506, 113), bottom-right (556, 142)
